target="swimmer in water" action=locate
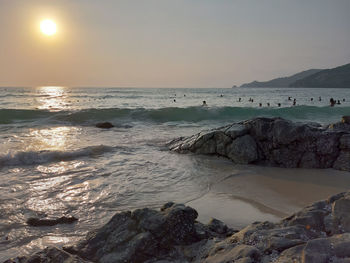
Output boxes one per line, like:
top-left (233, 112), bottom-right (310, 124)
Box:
top-left (259, 103), bottom-right (262, 107)
top-left (267, 103), bottom-right (270, 107)
top-left (174, 99), bottom-right (176, 102)
top-left (319, 97), bottom-right (322, 101)
top-left (278, 103), bottom-right (281, 107)
top-left (238, 98), bottom-right (241, 102)
top-left (202, 101), bottom-right (207, 106)
top-left (288, 97), bottom-right (291, 101)
top-left (330, 98), bottom-right (335, 107)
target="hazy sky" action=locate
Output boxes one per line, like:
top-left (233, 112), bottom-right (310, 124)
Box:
top-left (0, 0), bottom-right (349, 87)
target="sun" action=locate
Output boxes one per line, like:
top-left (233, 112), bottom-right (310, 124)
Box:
top-left (40, 19), bottom-right (57, 36)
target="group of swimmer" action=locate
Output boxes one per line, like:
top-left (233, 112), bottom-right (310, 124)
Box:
top-left (172, 93), bottom-right (346, 107)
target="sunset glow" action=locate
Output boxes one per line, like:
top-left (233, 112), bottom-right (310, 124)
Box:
top-left (40, 19), bottom-right (57, 36)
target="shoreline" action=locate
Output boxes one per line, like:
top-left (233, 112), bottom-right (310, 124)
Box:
top-left (5, 187), bottom-right (350, 262)
top-left (187, 165), bottom-right (350, 229)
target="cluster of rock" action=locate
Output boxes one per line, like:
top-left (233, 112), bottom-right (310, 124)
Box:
top-left (5, 191), bottom-right (350, 263)
top-left (167, 117), bottom-right (350, 171)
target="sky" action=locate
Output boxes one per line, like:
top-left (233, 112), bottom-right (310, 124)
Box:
top-left (0, 0), bottom-right (349, 88)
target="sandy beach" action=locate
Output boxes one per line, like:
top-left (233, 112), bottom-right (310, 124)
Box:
top-left (188, 164), bottom-right (350, 229)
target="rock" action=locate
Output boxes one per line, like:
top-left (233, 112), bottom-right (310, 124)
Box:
top-left (226, 135), bottom-right (258, 164)
top-left (204, 244), bottom-right (261, 263)
top-left (7, 191), bottom-right (350, 263)
top-left (302, 238), bottom-right (332, 263)
top-left (332, 196), bottom-right (350, 232)
top-left (333, 151), bottom-right (350, 171)
top-left (340, 134), bottom-right (350, 150)
top-left (69, 203), bottom-right (201, 263)
top-left (27, 216), bottom-right (78, 227)
top-left (4, 246), bottom-right (88, 263)
top-left (224, 124), bottom-right (248, 139)
top-left (342, 116), bottom-right (350, 124)
top-left (207, 218), bottom-right (228, 235)
top-left (167, 117), bottom-right (350, 171)
top-left (95, 122), bottom-right (114, 129)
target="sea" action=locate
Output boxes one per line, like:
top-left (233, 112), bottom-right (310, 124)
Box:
top-left (1, 86), bottom-right (350, 259)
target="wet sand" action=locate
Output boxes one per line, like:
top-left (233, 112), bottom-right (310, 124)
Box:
top-left (187, 165), bottom-right (350, 229)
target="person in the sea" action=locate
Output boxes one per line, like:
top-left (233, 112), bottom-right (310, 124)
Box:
top-left (330, 98), bottom-right (335, 107)
top-left (288, 97), bottom-right (291, 101)
top-left (311, 98), bottom-right (313, 101)
top-left (319, 96), bottom-right (322, 101)
top-left (267, 103), bottom-right (270, 107)
top-left (238, 98), bottom-right (241, 102)
top-left (337, 100), bottom-right (341, 105)
top-left (174, 99), bottom-right (176, 102)
top-left (202, 101), bottom-right (207, 106)
top-left (293, 98), bottom-right (296, 106)
top-left (278, 103), bottom-right (281, 107)
top-left (259, 103), bottom-right (262, 107)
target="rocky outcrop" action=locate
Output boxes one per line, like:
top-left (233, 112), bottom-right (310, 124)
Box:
top-left (5, 191), bottom-right (350, 262)
top-left (95, 122), bottom-right (114, 129)
top-left (167, 117), bottom-right (350, 171)
top-left (27, 216), bottom-right (78, 227)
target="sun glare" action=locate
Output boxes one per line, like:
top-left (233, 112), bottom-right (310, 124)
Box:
top-left (40, 19), bottom-right (57, 36)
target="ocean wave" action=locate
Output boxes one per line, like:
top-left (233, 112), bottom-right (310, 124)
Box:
top-left (0, 106), bottom-right (349, 125)
top-left (0, 145), bottom-right (114, 167)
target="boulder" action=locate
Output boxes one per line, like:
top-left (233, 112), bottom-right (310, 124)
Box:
top-left (167, 117), bottom-right (350, 171)
top-left (226, 135), bottom-right (258, 164)
top-left (342, 116), bottom-right (350, 124)
top-left (27, 216), bottom-right (78, 227)
top-left (4, 247), bottom-right (88, 263)
top-left (95, 122), bottom-right (114, 129)
top-left (7, 191), bottom-right (350, 263)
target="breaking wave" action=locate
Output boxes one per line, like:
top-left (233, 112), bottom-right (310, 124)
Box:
top-left (0, 106), bottom-right (348, 125)
top-left (0, 145), bottom-right (115, 167)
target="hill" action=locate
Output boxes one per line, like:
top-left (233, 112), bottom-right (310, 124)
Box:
top-left (290, 63), bottom-right (350, 88)
top-left (240, 69), bottom-right (322, 88)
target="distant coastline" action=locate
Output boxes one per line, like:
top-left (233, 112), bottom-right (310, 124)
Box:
top-left (239, 62), bottom-right (350, 89)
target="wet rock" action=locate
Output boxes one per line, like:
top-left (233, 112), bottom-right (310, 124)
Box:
top-left (340, 134), bottom-right (350, 150)
top-left (27, 216), bottom-right (78, 227)
top-left (7, 191), bottom-right (350, 263)
top-left (334, 151), bottom-right (350, 171)
top-left (332, 196), bottom-right (350, 232)
top-left (226, 135), bottom-right (258, 164)
top-left (4, 246), bottom-right (88, 263)
top-left (207, 218), bottom-right (228, 235)
top-left (95, 122), bottom-right (114, 129)
top-left (343, 116), bottom-right (350, 124)
top-left (69, 203), bottom-right (201, 263)
top-left (167, 117), bottom-right (350, 171)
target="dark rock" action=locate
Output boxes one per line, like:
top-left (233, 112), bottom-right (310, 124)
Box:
top-left (7, 190), bottom-right (350, 263)
top-left (27, 216), bottom-right (78, 227)
top-left (226, 135), bottom-right (258, 164)
top-left (167, 117), bottom-right (350, 171)
top-left (342, 116), bottom-right (350, 124)
top-left (334, 151), bottom-right (350, 171)
top-left (4, 246), bottom-right (88, 263)
top-left (207, 218), bottom-right (228, 235)
top-left (71, 203), bottom-right (200, 263)
top-left (95, 122), bottom-right (114, 129)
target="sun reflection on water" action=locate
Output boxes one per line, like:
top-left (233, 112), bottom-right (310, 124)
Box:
top-left (36, 86), bottom-right (71, 111)
top-left (25, 126), bottom-right (81, 152)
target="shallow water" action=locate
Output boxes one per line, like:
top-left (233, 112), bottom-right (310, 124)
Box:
top-left (0, 86), bottom-right (350, 260)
